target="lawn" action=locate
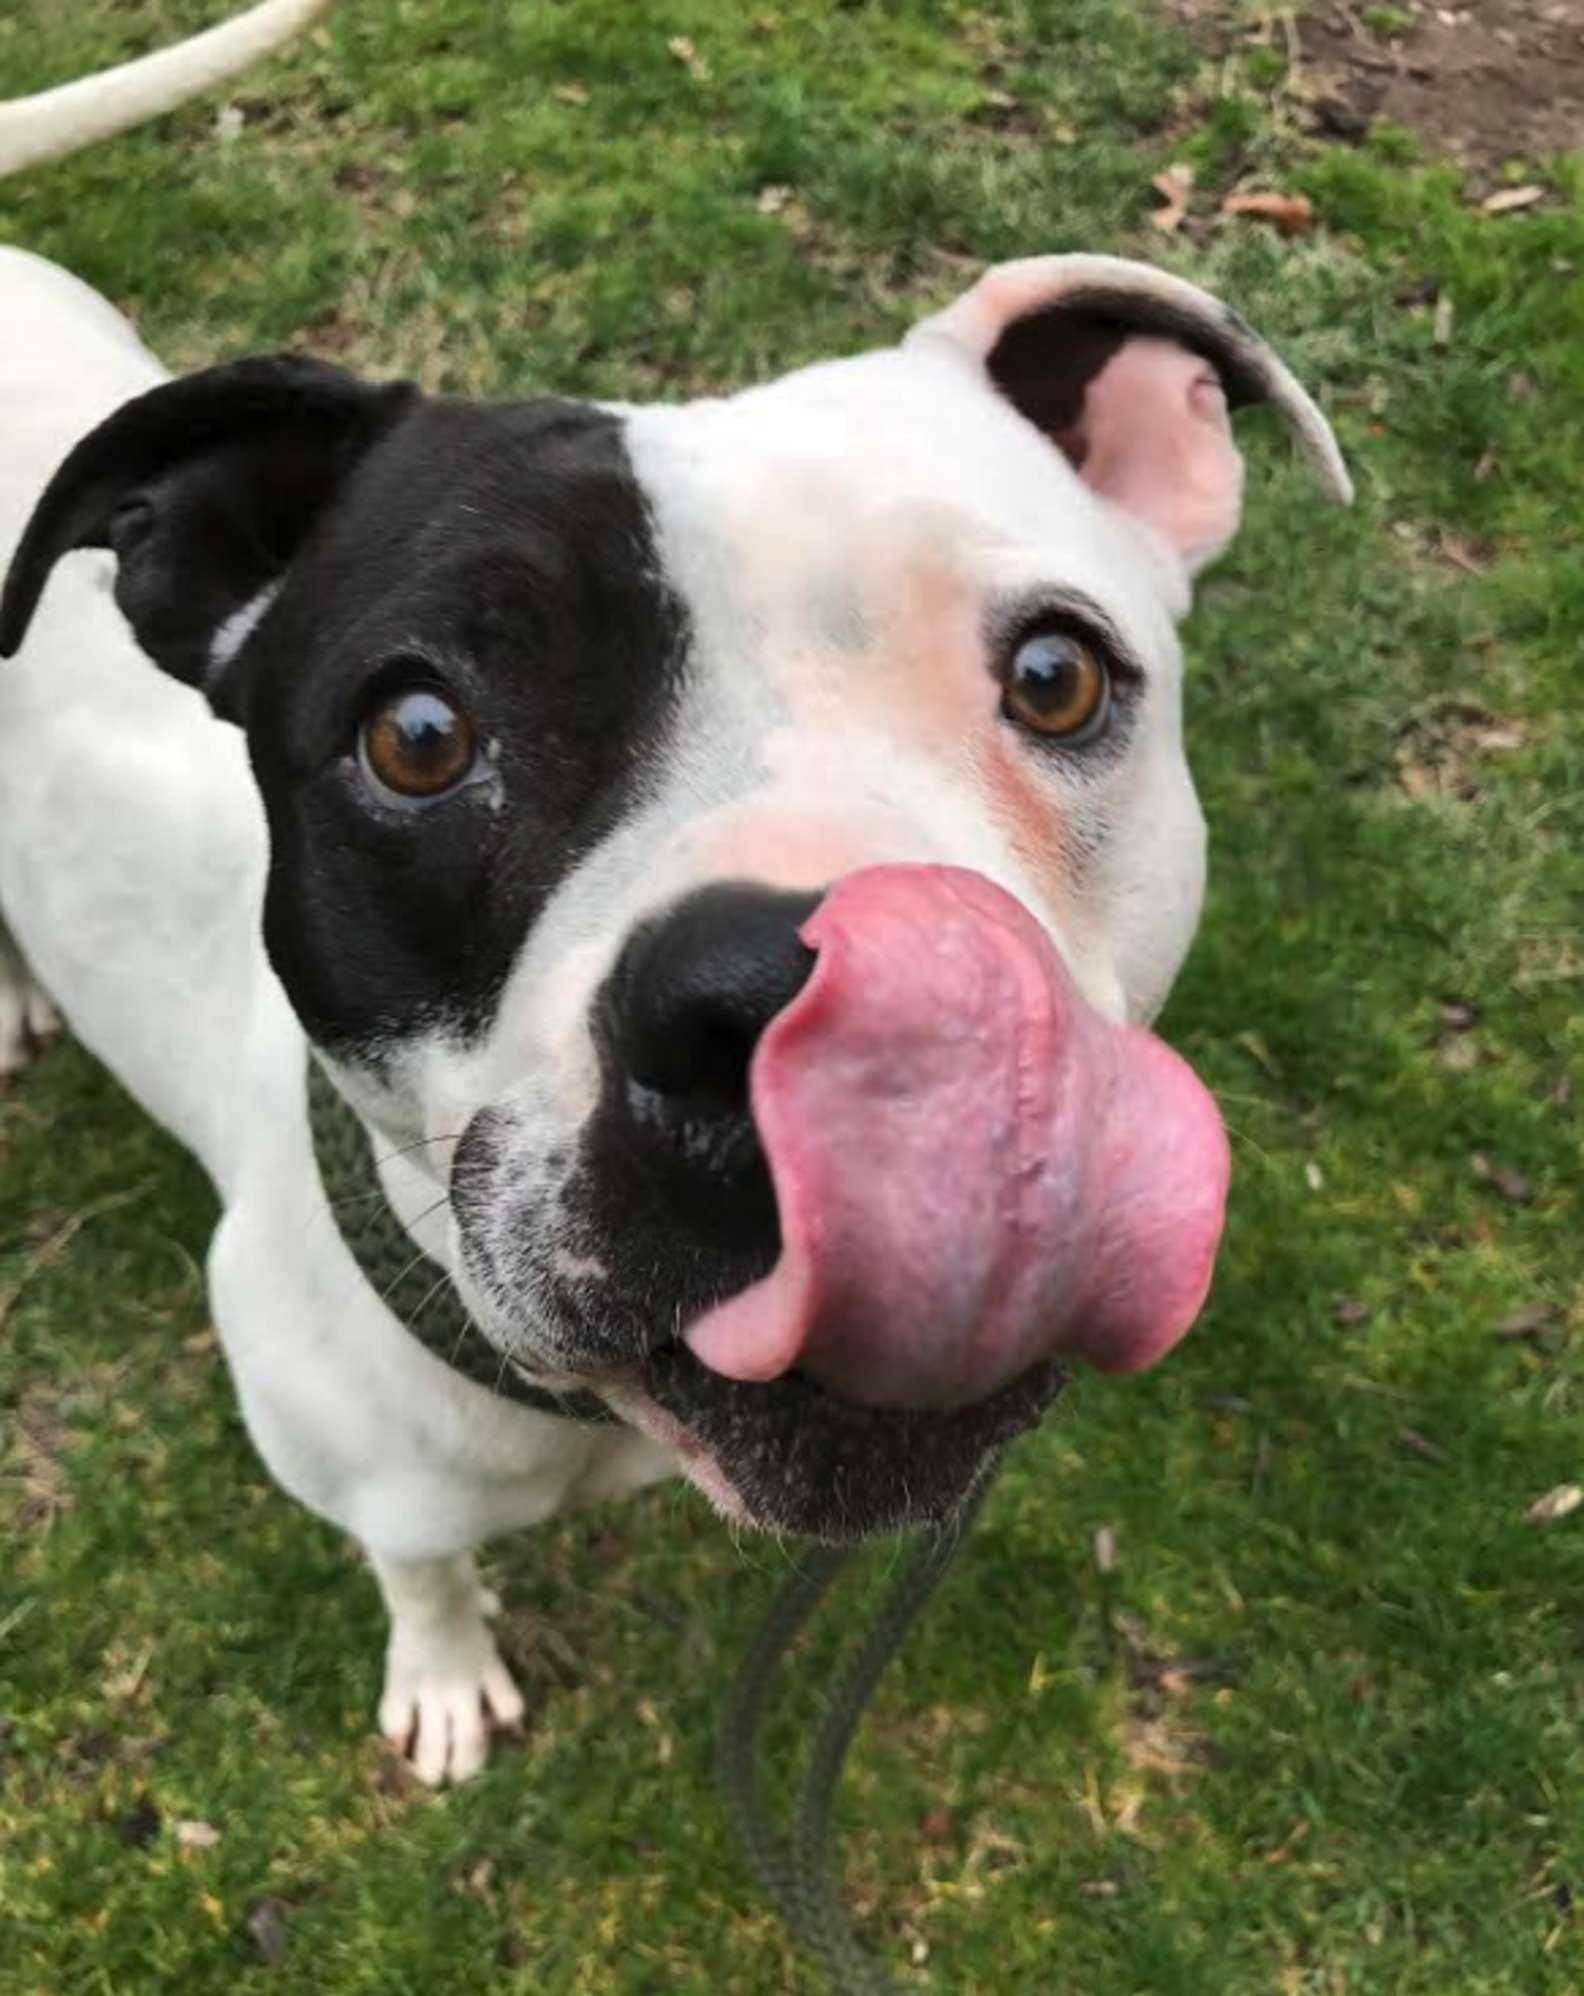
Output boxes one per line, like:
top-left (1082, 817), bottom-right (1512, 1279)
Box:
top-left (1, 2), bottom-right (1581, 1991)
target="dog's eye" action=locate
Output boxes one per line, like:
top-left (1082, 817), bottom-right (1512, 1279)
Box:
top-left (359, 685), bottom-right (478, 800)
top-left (1001, 628), bottom-right (1110, 743)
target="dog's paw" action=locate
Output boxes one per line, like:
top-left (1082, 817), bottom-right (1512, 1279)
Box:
top-left (0, 945), bottom-right (60, 1082)
top-left (373, 1556), bottom-right (525, 1786)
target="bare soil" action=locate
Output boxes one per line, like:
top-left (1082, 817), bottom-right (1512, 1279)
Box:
top-left (1295, 0), bottom-right (1584, 172)
top-left (1174, 0), bottom-right (1584, 175)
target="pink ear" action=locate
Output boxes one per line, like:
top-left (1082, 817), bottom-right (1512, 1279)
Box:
top-left (1067, 335), bottom-right (1246, 572)
top-left (907, 254), bottom-right (1351, 579)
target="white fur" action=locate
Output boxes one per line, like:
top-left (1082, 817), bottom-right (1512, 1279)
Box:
top-left (208, 580), bottom-right (280, 681)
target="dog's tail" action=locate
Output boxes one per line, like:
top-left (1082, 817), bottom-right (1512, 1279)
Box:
top-left (0, 0), bottom-right (334, 178)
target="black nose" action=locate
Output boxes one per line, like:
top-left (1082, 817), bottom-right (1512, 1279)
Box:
top-left (605, 882), bottom-right (822, 1112)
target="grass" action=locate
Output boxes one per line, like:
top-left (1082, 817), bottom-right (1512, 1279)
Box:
top-left (2, 1), bottom-right (1582, 1990)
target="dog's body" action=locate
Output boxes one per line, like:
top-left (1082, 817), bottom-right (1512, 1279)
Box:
top-left (0, 242), bottom-right (1347, 1782)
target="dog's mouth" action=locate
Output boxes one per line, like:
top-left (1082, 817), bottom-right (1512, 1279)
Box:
top-left (605, 1342), bottom-right (1068, 1539)
top-left (458, 865), bottom-right (1229, 1538)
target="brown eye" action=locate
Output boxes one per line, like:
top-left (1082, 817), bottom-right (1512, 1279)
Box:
top-left (1001, 629), bottom-right (1111, 742)
top-left (360, 685), bottom-right (477, 799)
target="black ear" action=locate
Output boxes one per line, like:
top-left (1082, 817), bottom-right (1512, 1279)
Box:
top-left (0, 355), bottom-right (418, 694)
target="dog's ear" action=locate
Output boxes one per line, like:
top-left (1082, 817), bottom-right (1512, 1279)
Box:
top-left (0, 355), bottom-right (417, 700)
top-left (908, 254), bottom-right (1351, 573)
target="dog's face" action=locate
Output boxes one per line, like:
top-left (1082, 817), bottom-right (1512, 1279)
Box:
top-left (1, 256), bottom-right (1348, 1538)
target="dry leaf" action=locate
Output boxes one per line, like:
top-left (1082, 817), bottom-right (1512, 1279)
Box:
top-left (1149, 163), bottom-right (1194, 233)
top-left (1493, 1302), bottom-right (1560, 1340)
top-left (1492, 1164), bottom-right (1534, 1205)
top-left (247, 1898), bottom-right (289, 1966)
top-left (1465, 717), bottom-right (1525, 752)
top-left (176, 1820), bottom-right (221, 1850)
top-left (1264, 1820), bottom-right (1311, 1866)
top-left (104, 1644), bottom-right (153, 1702)
top-left (1432, 292), bottom-right (1455, 347)
top-left (666, 34), bottom-right (710, 80)
top-left (1526, 1484), bottom-right (1582, 1526)
top-left (1234, 1028), bottom-right (1280, 1076)
top-left (1436, 532), bottom-right (1490, 574)
top-left (1396, 701), bottom-right (1527, 801)
top-left (1221, 190), bottom-right (1315, 236)
top-left (1480, 185), bottom-right (1546, 215)
top-left (1121, 1715), bottom-right (1202, 1780)
top-left (1094, 1524), bottom-right (1117, 1573)
top-left (756, 184), bottom-right (792, 215)
top-left (553, 82), bottom-right (591, 107)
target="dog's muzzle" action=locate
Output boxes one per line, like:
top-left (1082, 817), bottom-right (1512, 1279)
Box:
top-left (453, 865), bottom-right (1230, 1538)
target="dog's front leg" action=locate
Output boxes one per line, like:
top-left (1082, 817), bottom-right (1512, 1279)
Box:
top-left (369, 1549), bottom-right (526, 1786)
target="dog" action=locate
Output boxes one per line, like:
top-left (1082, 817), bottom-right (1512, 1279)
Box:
top-left (0, 240), bottom-right (1350, 1784)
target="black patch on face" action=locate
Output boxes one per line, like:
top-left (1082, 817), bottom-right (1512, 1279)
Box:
top-left (227, 397), bottom-right (689, 1051)
top-left (452, 1095), bottom-right (783, 1372)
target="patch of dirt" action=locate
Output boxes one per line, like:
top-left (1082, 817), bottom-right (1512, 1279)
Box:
top-left (1175, 0), bottom-right (1584, 174)
top-left (1295, 0), bottom-right (1584, 172)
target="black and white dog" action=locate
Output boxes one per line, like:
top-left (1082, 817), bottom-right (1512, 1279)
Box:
top-left (0, 241), bottom-right (1349, 1783)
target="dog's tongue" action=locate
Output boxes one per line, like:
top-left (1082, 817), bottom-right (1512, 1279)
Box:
top-left (683, 865), bottom-right (1229, 1409)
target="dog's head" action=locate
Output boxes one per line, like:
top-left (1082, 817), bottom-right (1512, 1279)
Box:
top-left (1, 256), bottom-right (1348, 1538)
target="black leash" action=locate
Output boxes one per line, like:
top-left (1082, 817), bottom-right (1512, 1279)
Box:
top-left (718, 1457), bottom-right (1003, 1993)
top-left (307, 1050), bottom-right (1004, 1991)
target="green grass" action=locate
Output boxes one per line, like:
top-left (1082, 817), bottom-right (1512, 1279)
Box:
top-left (2, 2), bottom-right (1582, 1990)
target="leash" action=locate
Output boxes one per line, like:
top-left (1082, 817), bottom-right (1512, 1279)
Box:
top-left (306, 1050), bottom-right (1009, 1991)
top-left (718, 1455), bottom-right (1005, 1993)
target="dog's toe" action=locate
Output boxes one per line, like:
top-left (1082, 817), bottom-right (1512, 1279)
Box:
top-left (410, 1686), bottom-right (483, 1786)
top-left (23, 984), bottom-right (60, 1048)
top-left (481, 1654), bottom-right (525, 1729)
top-left (0, 939), bottom-right (60, 1081)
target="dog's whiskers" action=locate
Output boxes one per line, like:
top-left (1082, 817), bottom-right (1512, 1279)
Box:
top-left (373, 1196), bottom-right (455, 1311)
top-left (401, 1264), bottom-right (460, 1341)
top-left (370, 1129), bottom-right (468, 1173)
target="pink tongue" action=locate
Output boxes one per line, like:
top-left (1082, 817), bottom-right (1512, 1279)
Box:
top-left (683, 865), bottom-right (1230, 1409)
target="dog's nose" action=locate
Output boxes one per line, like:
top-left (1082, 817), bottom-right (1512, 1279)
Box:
top-left (606, 883), bottom-right (822, 1112)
